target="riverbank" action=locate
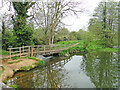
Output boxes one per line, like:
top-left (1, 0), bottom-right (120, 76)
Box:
top-left (57, 40), bottom-right (119, 56)
top-left (0, 57), bottom-right (44, 84)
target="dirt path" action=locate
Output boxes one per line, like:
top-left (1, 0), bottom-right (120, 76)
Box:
top-left (0, 58), bottom-right (38, 82)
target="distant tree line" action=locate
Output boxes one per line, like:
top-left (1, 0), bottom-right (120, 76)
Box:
top-left (0, 0), bottom-right (118, 50)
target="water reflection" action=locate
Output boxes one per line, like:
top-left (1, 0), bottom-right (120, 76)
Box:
top-left (81, 51), bottom-right (118, 88)
top-left (7, 57), bottom-right (71, 88)
top-left (7, 51), bottom-right (118, 88)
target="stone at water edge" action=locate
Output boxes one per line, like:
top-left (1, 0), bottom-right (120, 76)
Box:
top-left (64, 53), bottom-right (70, 57)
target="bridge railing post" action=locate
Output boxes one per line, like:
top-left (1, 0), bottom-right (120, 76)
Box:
top-left (9, 48), bottom-right (11, 60)
top-left (19, 47), bottom-right (21, 58)
top-left (37, 45), bottom-right (39, 55)
top-left (28, 46), bottom-right (30, 56)
top-left (22, 46), bottom-right (24, 53)
top-left (31, 46), bottom-right (33, 57)
top-left (44, 45), bottom-right (45, 55)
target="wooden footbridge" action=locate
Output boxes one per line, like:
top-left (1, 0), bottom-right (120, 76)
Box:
top-left (4, 43), bottom-right (79, 59)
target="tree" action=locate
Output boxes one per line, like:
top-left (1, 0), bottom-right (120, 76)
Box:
top-left (12, 2), bottom-right (35, 46)
top-left (69, 31), bottom-right (77, 40)
top-left (88, 0), bottom-right (118, 47)
top-left (32, 0), bottom-right (84, 45)
top-left (54, 27), bottom-right (69, 42)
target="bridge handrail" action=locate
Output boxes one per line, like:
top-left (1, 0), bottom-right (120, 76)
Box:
top-left (6, 43), bottom-right (78, 60)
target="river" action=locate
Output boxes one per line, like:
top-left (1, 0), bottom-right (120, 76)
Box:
top-left (6, 51), bottom-right (118, 88)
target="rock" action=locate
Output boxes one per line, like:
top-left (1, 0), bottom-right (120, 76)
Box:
top-left (64, 53), bottom-right (70, 57)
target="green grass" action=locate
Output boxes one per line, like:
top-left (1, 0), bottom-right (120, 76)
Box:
top-left (58, 40), bottom-right (85, 56)
top-left (8, 60), bottom-right (22, 64)
top-left (55, 40), bottom-right (79, 45)
top-left (0, 50), bottom-right (9, 55)
top-left (27, 56), bottom-right (41, 61)
top-left (27, 56), bottom-right (45, 66)
top-left (86, 40), bottom-right (105, 51)
top-left (57, 40), bottom-right (118, 56)
top-left (97, 48), bottom-right (119, 52)
top-left (11, 56), bottom-right (21, 60)
top-left (20, 66), bottom-right (33, 71)
top-left (9, 84), bottom-right (18, 90)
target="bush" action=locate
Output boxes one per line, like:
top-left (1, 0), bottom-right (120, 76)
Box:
top-left (2, 29), bottom-right (17, 50)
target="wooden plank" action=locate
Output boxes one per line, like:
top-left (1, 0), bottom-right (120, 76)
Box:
top-left (31, 48), bottom-right (33, 57)
top-left (9, 48), bottom-right (11, 60)
top-left (19, 47), bottom-right (21, 58)
top-left (11, 51), bottom-right (20, 53)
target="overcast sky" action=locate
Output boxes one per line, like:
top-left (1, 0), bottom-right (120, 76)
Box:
top-left (63, 0), bottom-right (120, 32)
top-left (0, 0), bottom-right (119, 32)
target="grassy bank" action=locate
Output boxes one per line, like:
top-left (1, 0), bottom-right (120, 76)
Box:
top-left (56, 40), bottom-right (118, 56)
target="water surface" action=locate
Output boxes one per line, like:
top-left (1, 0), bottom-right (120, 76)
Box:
top-left (7, 51), bottom-right (118, 88)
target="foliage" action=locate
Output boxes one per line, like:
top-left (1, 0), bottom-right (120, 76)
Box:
top-left (58, 40), bottom-right (85, 56)
top-left (55, 40), bottom-right (79, 45)
top-left (69, 31), bottom-right (78, 40)
top-left (55, 28), bottom-right (69, 42)
top-left (2, 29), bottom-right (17, 50)
top-left (0, 50), bottom-right (9, 55)
top-left (32, 28), bottom-right (44, 45)
top-left (12, 2), bottom-right (35, 47)
top-left (88, 1), bottom-right (118, 48)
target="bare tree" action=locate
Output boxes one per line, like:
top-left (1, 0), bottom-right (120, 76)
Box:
top-left (31, 0), bottom-right (84, 45)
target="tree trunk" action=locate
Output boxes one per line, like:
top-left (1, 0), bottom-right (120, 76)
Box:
top-left (52, 33), bottom-right (55, 45)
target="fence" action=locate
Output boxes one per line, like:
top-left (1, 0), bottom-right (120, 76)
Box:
top-left (7, 44), bottom-right (72, 60)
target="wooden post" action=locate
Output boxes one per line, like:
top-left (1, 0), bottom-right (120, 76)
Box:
top-left (37, 45), bottom-right (39, 55)
top-left (50, 45), bottom-right (52, 54)
top-left (28, 46), bottom-right (30, 56)
top-left (23, 46), bottom-right (24, 53)
top-left (44, 45), bottom-right (45, 55)
top-left (31, 47), bottom-right (33, 57)
top-left (19, 47), bottom-right (21, 58)
top-left (9, 48), bottom-right (11, 60)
